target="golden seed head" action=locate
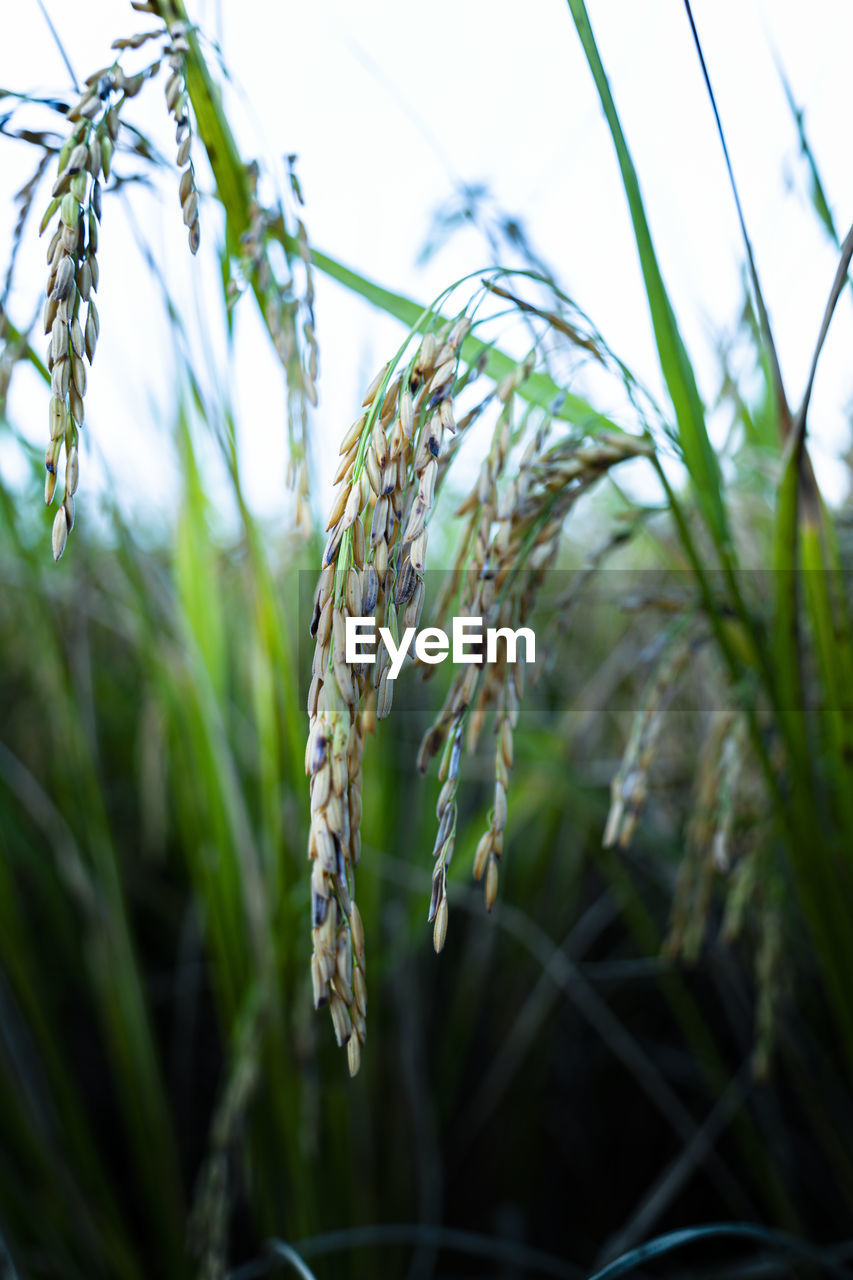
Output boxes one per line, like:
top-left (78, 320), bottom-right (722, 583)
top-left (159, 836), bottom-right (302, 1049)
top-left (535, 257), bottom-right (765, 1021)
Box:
top-left (71, 355), bottom-right (87, 398)
top-left (430, 358), bottom-right (456, 394)
top-left (51, 506), bottom-right (68, 561)
top-left (365, 447), bottom-right (382, 497)
top-left (329, 992), bottom-right (351, 1047)
top-left (362, 362), bottom-right (389, 407)
top-left (409, 531), bottom-right (427, 574)
top-left (51, 255), bottom-right (75, 302)
top-left (69, 172), bottom-right (88, 203)
top-left (485, 856), bottom-right (499, 912)
top-left (49, 319), bottom-right (68, 364)
top-left (51, 357), bottom-right (70, 399)
top-left (353, 964), bottom-right (368, 1018)
top-left (67, 143), bottom-right (89, 175)
top-left (66, 446), bottom-right (79, 497)
top-left (340, 415), bottom-right (366, 455)
top-left (43, 295), bottom-right (58, 334)
top-left (311, 953), bottom-right (328, 1009)
top-left (69, 386), bottom-right (84, 426)
top-left (88, 136), bottom-right (102, 176)
top-left (400, 390), bottom-right (414, 438)
top-left (85, 307), bottom-right (99, 363)
top-left (333, 449), bottom-right (356, 487)
top-left (433, 896), bottom-right (448, 953)
top-left (448, 316), bottom-right (471, 349)
top-left (473, 830), bottom-right (492, 881)
top-left (342, 484), bottom-right (362, 530)
top-left (181, 189), bottom-right (199, 228)
top-left (326, 484), bottom-right (349, 531)
top-left (59, 193), bottom-right (79, 228)
top-left (49, 396), bottom-right (66, 442)
top-left (77, 260), bottom-right (92, 301)
top-left (345, 566), bottom-right (362, 616)
top-left (352, 516), bottom-right (365, 568)
top-left (418, 332), bottom-right (437, 370)
top-left (500, 719), bottom-right (514, 769)
top-left (494, 784), bottom-right (508, 829)
top-left (70, 317), bottom-right (84, 359)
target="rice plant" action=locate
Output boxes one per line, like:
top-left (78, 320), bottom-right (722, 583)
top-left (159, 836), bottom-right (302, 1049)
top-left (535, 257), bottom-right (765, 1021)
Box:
top-left (2, 1), bottom-right (853, 1277)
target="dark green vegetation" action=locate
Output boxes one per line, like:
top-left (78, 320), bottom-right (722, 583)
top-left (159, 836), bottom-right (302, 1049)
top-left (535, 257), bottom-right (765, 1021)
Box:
top-left (1, 2), bottom-right (853, 1277)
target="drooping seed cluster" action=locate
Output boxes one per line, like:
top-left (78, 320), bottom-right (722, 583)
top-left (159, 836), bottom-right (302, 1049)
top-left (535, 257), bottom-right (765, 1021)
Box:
top-left (187, 1006), bottom-right (260, 1280)
top-left (305, 286), bottom-right (662, 1065)
top-left (415, 376), bottom-right (527, 932)
top-left (305, 316), bottom-right (470, 1070)
top-left (722, 834), bottom-right (778, 1075)
top-left (112, 10), bottom-right (205, 261)
top-left (302, 274), bottom-right (664, 1067)
top-left (41, 78), bottom-right (117, 560)
top-left (603, 627), bottom-right (695, 849)
top-left (667, 708), bottom-right (739, 961)
top-left (666, 706), bottom-right (783, 1076)
top-left (161, 20), bottom-right (200, 255)
top-left (36, 8), bottom-right (209, 558)
top-left (240, 159), bottom-right (317, 538)
top-left (471, 668), bottom-right (519, 911)
top-left (420, 376), bottom-right (655, 929)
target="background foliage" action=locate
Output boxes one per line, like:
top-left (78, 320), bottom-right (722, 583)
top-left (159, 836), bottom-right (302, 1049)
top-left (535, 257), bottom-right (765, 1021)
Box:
top-left (1, 2), bottom-right (853, 1277)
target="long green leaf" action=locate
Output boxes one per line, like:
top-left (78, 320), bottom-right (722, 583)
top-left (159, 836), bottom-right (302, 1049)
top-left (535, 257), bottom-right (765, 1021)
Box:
top-left (565, 0), bottom-right (729, 550)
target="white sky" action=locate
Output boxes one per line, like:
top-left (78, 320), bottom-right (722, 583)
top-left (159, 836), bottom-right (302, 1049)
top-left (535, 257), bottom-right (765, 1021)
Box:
top-left (3, 1), bottom-right (853, 532)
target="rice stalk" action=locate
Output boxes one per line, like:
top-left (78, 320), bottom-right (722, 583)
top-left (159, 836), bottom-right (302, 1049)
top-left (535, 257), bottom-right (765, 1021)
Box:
top-left (307, 280), bottom-right (655, 1064)
top-left (238, 159), bottom-right (317, 538)
top-left (31, 7), bottom-right (210, 558)
top-left (305, 316), bottom-right (470, 1072)
top-left (602, 626), bottom-right (696, 852)
top-left (40, 74), bottom-right (117, 558)
top-left (160, 19), bottom-right (200, 254)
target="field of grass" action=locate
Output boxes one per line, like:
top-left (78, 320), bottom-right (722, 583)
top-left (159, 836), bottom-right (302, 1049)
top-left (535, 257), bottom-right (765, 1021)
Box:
top-left (2, 2), bottom-right (853, 1277)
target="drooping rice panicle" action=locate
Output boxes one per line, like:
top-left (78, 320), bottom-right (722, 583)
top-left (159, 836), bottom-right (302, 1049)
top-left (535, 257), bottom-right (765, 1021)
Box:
top-left (240, 159), bottom-right (317, 539)
top-left (187, 999), bottom-right (261, 1279)
top-left (38, 5), bottom-right (209, 558)
top-left (32, 7), bottom-right (318, 562)
top-left (161, 19), bottom-right (200, 254)
top-left (302, 268), bottom-right (673, 1064)
top-left (420, 386), bottom-right (654, 924)
top-left (753, 898), bottom-right (784, 1080)
top-left (668, 709), bottom-right (738, 961)
top-left (41, 68), bottom-right (123, 558)
top-left (306, 316), bottom-right (470, 1067)
top-left (602, 627), bottom-right (695, 850)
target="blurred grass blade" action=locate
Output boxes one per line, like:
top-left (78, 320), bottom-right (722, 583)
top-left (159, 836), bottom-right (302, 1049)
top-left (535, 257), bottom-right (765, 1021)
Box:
top-left (771, 444), bottom-right (808, 754)
top-left (267, 1241), bottom-right (319, 1280)
top-left (799, 481), bottom-right (853, 875)
top-left (777, 62), bottom-right (838, 245)
top-left (586, 1222), bottom-right (852, 1280)
top-left (565, 0), bottom-right (730, 552)
top-left (771, 446), bottom-right (853, 1062)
